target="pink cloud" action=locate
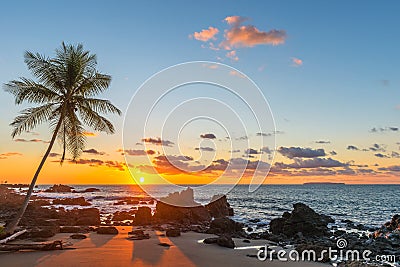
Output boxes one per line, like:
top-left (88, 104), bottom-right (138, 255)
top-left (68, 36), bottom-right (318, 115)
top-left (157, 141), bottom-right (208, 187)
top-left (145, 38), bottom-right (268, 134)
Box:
top-left (291, 57), bottom-right (303, 67)
top-left (224, 16), bottom-right (248, 27)
top-left (190, 26), bottom-right (219, 42)
top-left (226, 50), bottom-right (239, 61)
top-left (0, 152), bottom-right (22, 159)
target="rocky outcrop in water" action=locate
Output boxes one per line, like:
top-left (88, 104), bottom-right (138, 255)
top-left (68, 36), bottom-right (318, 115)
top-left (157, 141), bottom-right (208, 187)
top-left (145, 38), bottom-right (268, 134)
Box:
top-left (53, 197), bottom-right (90, 206)
top-left (206, 195), bottom-right (234, 218)
top-left (269, 203), bottom-right (334, 238)
top-left (44, 184), bottom-right (73, 193)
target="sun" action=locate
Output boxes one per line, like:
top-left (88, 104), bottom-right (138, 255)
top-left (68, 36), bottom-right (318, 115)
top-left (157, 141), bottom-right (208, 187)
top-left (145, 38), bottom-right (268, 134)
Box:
top-left (139, 177), bottom-right (145, 183)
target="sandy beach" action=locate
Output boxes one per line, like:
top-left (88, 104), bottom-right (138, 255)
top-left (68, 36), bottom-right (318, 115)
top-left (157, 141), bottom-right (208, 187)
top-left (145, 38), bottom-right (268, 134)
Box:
top-left (0, 227), bottom-right (327, 267)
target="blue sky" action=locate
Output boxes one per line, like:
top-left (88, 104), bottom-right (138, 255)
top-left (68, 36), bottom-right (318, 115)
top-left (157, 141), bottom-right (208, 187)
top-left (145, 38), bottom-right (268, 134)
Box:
top-left (0, 1), bottom-right (399, 184)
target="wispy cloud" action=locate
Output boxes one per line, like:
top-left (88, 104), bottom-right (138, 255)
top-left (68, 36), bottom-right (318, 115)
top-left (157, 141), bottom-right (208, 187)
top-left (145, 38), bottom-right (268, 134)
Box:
top-left (200, 133), bottom-right (216, 139)
top-left (141, 137), bottom-right (174, 147)
top-left (370, 127), bottom-right (398, 133)
top-left (278, 147), bottom-right (326, 159)
top-left (14, 138), bottom-right (48, 143)
top-left (0, 152), bottom-right (22, 159)
top-left (117, 149), bottom-right (156, 156)
top-left (83, 148), bottom-right (106, 155)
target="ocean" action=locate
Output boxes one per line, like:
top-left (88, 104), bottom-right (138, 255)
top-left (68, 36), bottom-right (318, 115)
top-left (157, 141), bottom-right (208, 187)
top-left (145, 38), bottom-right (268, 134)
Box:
top-left (31, 184), bottom-right (400, 231)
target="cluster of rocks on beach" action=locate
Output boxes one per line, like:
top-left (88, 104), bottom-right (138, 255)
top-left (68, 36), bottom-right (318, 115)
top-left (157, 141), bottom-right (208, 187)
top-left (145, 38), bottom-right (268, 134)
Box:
top-left (0, 184), bottom-right (399, 266)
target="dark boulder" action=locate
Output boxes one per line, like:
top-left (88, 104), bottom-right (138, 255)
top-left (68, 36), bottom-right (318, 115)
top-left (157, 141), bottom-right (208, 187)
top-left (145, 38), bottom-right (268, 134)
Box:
top-left (203, 235), bottom-right (235, 248)
top-left (70, 234), bottom-right (87, 239)
top-left (96, 226), bottom-right (118, 235)
top-left (269, 203), bottom-right (333, 238)
top-left (134, 207), bottom-right (152, 225)
top-left (206, 195), bottom-right (234, 218)
top-left (166, 229), bottom-right (181, 237)
top-left (206, 216), bottom-right (245, 237)
top-left (44, 184), bottom-right (73, 193)
top-left (153, 202), bottom-right (211, 224)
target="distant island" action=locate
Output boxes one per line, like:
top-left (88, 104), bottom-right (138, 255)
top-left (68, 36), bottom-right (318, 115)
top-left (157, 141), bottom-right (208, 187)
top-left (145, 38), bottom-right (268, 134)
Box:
top-left (303, 182), bottom-right (345, 185)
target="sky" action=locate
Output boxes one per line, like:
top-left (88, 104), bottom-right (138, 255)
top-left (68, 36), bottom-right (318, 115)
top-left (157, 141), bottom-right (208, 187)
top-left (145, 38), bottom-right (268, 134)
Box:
top-left (0, 0), bottom-right (399, 185)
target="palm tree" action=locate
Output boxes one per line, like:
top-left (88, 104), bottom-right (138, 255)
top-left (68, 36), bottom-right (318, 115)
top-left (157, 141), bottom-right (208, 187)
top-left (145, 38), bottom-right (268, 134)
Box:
top-left (3, 42), bottom-right (121, 234)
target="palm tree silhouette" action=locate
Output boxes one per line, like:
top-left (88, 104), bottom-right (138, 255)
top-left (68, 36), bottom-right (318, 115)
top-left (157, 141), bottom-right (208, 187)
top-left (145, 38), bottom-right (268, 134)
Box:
top-left (3, 42), bottom-right (121, 234)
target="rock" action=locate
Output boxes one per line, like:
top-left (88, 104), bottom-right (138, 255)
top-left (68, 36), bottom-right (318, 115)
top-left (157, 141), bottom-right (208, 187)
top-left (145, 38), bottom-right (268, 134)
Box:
top-left (217, 235), bottom-right (235, 248)
top-left (96, 226), bottom-right (118, 235)
top-left (203, 235), bottom-right (235, 248)
top-left (206, 195), bottom-right (234, 218)
top-left (112, 211), bottom-right (135, 221)
top-left (127, 229), bottom-right (150, 240)
top-left (159, 187), bottom-right (200, 206)
top-left (158, 242), bottom-right (171, 247)
top-left (206, 216), bottom-right (245, 237)
top-left (22, 225), bottom-right (60, 238)
top-left (166, 229), bottom-right (181, 237)
top-left (154, 202), bottom-right (211, 224)
top-left (72, 188), bottom-right (100, 193)
top-left (44, 184), bottom-right (74, 193)
top-left (70, 234), bottom-right (87, 239)
top-left (60, 226), bottom-right (87, 233)
top-left (74, 208), bottom-right (101, 225)
top-left (53, 197), bottom-right (90, 206)
top-left (134, 207), bottom-right (152, 225)
top-left (269, 203), bottom-right (333, 238)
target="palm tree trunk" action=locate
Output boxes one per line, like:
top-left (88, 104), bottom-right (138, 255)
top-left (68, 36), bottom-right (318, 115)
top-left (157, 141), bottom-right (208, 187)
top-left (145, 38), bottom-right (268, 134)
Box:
top-left (4, 117), bottom-right (63, 235)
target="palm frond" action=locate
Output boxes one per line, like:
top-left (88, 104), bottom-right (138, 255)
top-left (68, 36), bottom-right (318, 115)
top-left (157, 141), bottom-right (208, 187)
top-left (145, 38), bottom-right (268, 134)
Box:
top-left (77, 104), bottom-right (116, 134)
top-left (4, 78), bottom-right (61, 104)
top-left (64, 106), bottom-right (86, 161)
top-left (73, 72), bottom-right (111, 96)
top-left (10, 103), bottom-right (56, 138)
top-left (76, 97), bottom-right (121, 115)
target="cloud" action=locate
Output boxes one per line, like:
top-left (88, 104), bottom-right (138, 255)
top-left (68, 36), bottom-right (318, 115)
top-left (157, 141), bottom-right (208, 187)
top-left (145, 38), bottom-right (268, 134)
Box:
top-left (276, 157), bottom-right (348, 169)
top-left (221, 16), bottom-right (286, 49)
top-left (291, 57), bottom-right (303, 67)
top-left (378, 165), bottom-right (400, 172)
top-left (370, 127), bottom-right (398, 133)
top-left (190, 26), bottom-right (219, 42)
top-left (200, 133), bottom-right (216, 139)
top-left (71, 158), bottom-right (126, 171)
top-left (229, 149), bottom-right (241, 153)
top-left (244, 148), bottom-right (260, 155)
top-left (347, 145), bottom-right (359, 151)
top-left (226, 50), bottom-right (239, 61)
top-left (369, 143), bottom-right (385, 152)
top-left (224, 16), bottom-right (248, 27)
top-left (256, 132), bottom-right (272, 137)
top-left (141, 137), bottom-right (174, 147)
top-left (235, 136), bottom-right (248, 141)
top-left (330, 151), bottom-right (337, 156)
top-left (374, 153), bottom-right (389, 158)
top-left (260, 147), bottom-right (273, 154)
top-left (118, 149), bottom-right (156, 156)
top-left (83, 148), bottom-right (106, 155)
top-left (49, 152), bottom-right (60, 157)
top-left (229, 70), bottom-right (246, 78)
top-left (278, 147), bottom-right (326, 159)
top-left (0, 152), bottom-right (22, 159)
top-left (195, 147), bottom-right (215, 152)
top-left (315, 140), bottom-right (330, 144)
top-left (391, 151), bottom-right (400, 158)
top-left (14, 138), bottom-right (49, 143)
top-left (83, 131), bottom-right (96, 137)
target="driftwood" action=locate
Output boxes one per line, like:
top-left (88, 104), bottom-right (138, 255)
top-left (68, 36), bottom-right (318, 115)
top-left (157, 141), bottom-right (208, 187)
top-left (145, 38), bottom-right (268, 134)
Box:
top-left (0, 229), bottom-right (28, 244)
top-left (0, 240), bottom-right (63, 251)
